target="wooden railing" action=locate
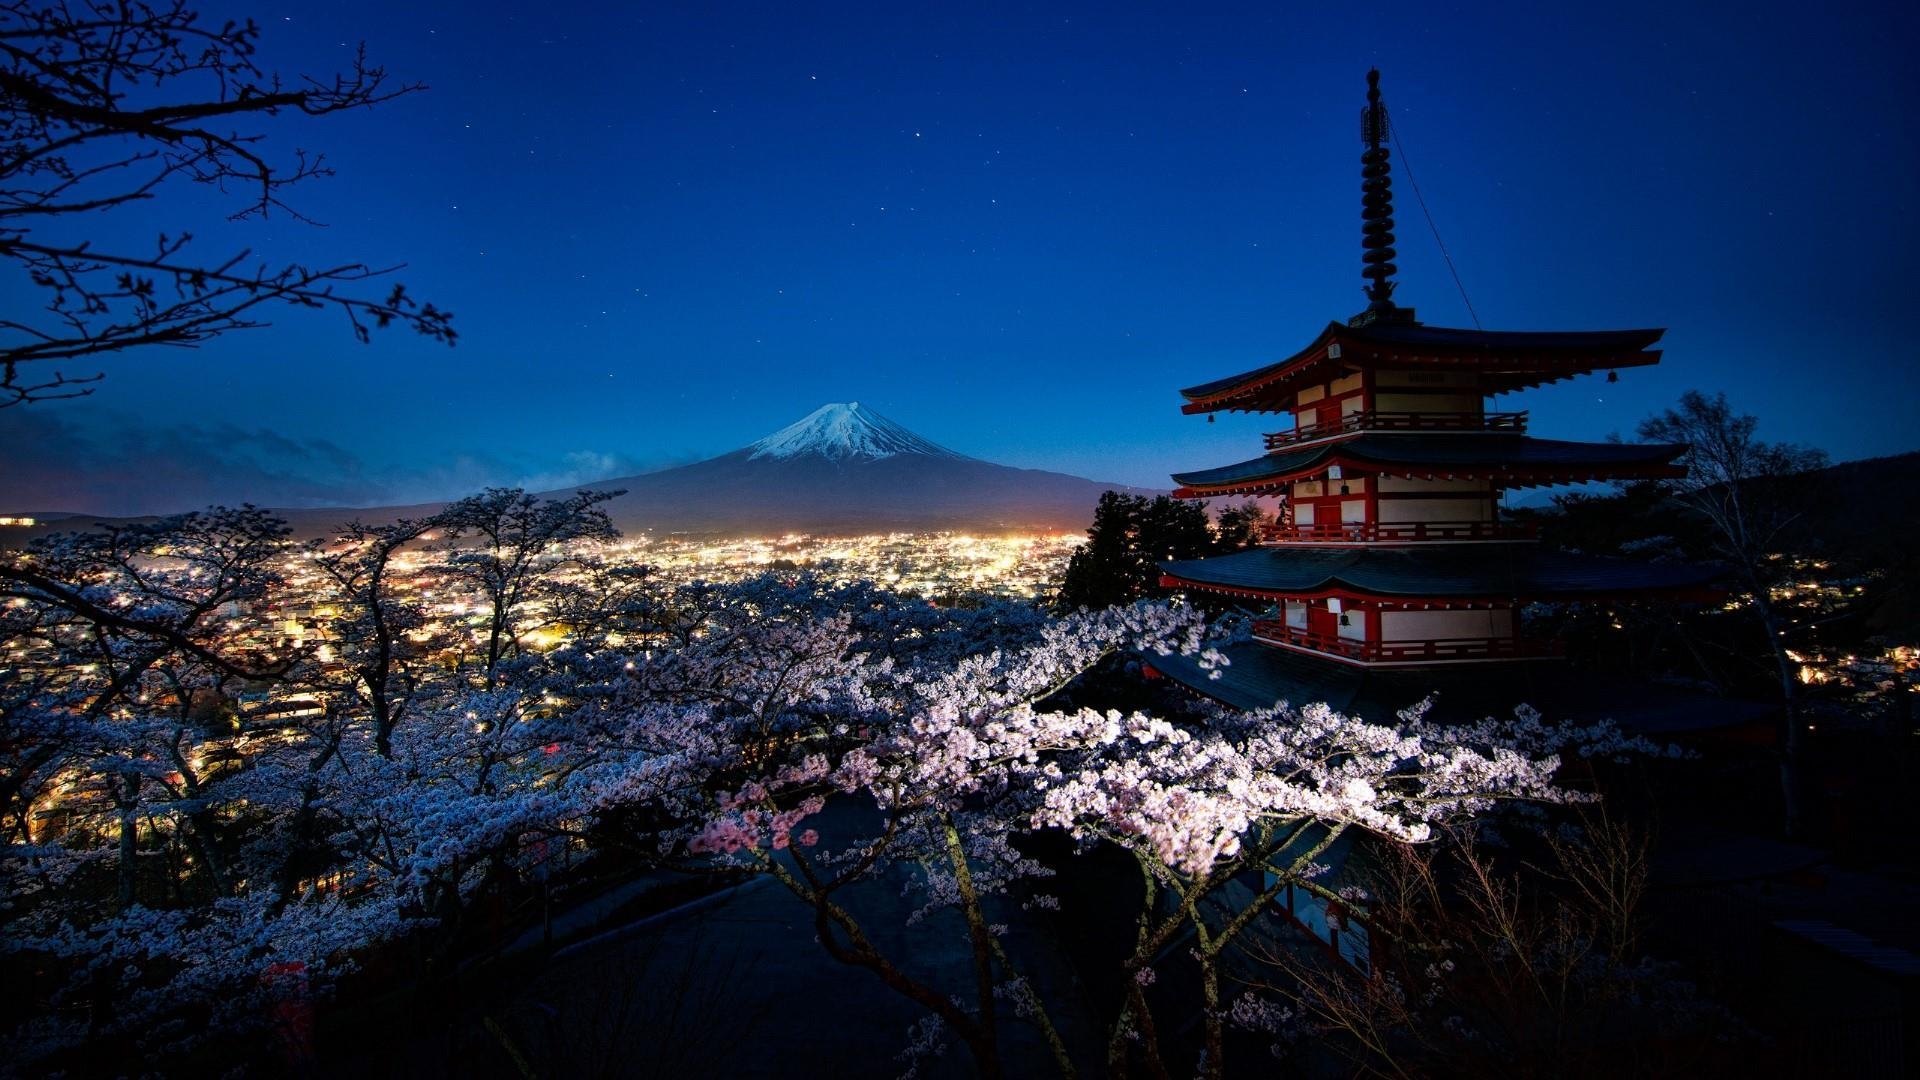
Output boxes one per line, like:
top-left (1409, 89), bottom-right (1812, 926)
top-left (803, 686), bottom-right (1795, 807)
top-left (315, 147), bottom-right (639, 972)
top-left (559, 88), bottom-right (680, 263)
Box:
top-left (1251, 620), bottom-right (1561, 663)
top-left (1259, 520), bottom-right (1537, 544)
top-left (1264, 410), bottom-right (1526, 450)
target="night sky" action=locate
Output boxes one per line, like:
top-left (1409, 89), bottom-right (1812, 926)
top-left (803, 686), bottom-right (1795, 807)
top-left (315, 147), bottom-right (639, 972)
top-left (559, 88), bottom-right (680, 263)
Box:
top-left (4, 1), bottom-right (1917, 514)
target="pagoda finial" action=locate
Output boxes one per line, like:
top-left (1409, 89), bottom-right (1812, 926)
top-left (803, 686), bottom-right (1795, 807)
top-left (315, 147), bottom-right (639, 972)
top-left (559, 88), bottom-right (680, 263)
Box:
top-left (1353, 68), bottom-right (1415, 327)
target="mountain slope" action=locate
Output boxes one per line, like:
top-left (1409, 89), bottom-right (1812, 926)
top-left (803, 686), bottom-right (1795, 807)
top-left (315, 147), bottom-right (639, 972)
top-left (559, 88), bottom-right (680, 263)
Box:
top-left (11, 403), bottom-right (1158, 541)
top-left (577, 403), bottom-right (1152, 535)
top-left (747, 402), bottom-right (966, 461)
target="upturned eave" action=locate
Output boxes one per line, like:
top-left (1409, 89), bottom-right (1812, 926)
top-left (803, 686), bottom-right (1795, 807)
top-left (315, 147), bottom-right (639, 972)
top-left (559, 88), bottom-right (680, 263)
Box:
top-left (1178, 323), bottom-right (1667, 415)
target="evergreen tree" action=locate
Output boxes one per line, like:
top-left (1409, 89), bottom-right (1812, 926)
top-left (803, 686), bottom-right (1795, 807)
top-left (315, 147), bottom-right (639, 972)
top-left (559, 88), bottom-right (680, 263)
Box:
top-left (1056, 493), bottom-right (1217, 610)
top-left (1057, 492), bottom-right (1145, 610)
top-left (1212, 502), bottom-right (1271, 552)
top-left (1137, 496), bottom-right (1213, 565)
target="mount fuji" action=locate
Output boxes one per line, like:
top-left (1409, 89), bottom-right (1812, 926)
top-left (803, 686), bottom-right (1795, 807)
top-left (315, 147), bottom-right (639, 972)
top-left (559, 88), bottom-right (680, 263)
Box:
top-left (19, 404), bottom-right (1155, 541)
top-left (569, 402), bottom-right (1155, 535)
top-left (744, 402), bottom-right (965, 462)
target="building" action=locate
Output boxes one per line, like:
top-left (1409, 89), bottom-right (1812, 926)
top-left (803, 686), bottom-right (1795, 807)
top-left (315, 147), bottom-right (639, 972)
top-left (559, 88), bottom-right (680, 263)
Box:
top-left (1150, 70), bottom-right (1725, 720)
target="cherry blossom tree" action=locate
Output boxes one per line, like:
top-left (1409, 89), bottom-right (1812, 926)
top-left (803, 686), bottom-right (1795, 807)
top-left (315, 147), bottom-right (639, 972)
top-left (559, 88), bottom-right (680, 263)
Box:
top-left (433, 488), bottom-right (621, 688)
top-left (308, 518), bottom-right (442, 758)
top-left (0, 507), bottom-right (293, 885)
top-left (3, 527), bottom-right (1662, 1078)
top-left (649, 584), bottom-right (1655, 1078)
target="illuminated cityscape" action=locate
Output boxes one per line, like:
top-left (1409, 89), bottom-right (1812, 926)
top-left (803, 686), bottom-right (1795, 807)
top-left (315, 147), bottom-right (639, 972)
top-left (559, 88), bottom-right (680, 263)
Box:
top-left (607, 530), bottom-right (1081, 598)
top-left (13, 529), bottom-right (1082, 842)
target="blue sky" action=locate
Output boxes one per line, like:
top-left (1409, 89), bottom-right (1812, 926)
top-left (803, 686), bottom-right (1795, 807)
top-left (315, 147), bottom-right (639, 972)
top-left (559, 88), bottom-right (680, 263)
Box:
top-left (4, 1), bottom-right (1915, 513)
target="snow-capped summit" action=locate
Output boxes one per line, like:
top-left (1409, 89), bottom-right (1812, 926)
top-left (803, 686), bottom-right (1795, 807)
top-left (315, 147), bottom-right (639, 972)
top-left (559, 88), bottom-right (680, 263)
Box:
top-left (257, 400), bottom-right (1157, 537)
top-left (746, 402), bottom-right (969, 462)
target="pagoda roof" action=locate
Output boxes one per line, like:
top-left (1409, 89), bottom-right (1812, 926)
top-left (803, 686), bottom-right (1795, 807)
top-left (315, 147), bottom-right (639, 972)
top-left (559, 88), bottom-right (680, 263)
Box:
top-left (1171, 434), bottom-right (1687, 496)
top-left (1158, 545), bottom-right (1722, 602)
top-left (1179, 322), bottom-right (1665, 415)
top-left (1147, 641), bottom-right (1774, 735)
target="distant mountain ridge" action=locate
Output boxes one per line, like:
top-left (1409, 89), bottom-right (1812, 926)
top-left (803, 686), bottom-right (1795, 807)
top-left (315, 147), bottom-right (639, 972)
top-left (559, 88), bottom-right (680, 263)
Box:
top-left (569, 402), bottom-right (1152, 536)
top-left (10, 426), bottom-right (1917, 549)
top-left (166, 402), bottom-right (1152, 539)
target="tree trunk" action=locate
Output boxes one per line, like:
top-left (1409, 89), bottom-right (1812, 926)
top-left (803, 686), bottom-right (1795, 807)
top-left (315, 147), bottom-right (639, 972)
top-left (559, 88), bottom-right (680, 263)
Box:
top-left (113, 772), bottom-right (140, 912)
top-left (1752, 588), bottom-right (1805, 839)
top-left (944, 818), bottom-right (1002, 1078)
top-left (184, 809), bottom-right (235, 897)
top-left (1, 742), bottom-right (64, 839)
top-left (369, 660), bottom-right (396, 759)
top-left (485, 600), bottom-right (507, 689)
top-left (1198, 951), bottom-right (1224, 1080)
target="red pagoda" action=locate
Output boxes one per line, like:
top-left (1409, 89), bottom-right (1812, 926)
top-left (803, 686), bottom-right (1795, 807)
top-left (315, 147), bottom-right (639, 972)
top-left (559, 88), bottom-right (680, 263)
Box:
top-left (1151, 70), bottom-right (1722, 715)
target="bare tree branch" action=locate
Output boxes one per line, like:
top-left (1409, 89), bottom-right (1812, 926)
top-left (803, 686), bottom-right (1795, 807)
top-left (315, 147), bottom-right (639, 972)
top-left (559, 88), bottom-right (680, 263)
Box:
top-left (1638, 390), bottom-right (1827, 837)
top-left (0, 0), bottom-right (453, 405)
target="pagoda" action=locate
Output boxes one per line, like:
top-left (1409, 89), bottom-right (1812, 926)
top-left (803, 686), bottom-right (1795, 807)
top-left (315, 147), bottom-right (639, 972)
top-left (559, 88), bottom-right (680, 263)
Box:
top-left (1151, 70), bottom-right (1722, 714)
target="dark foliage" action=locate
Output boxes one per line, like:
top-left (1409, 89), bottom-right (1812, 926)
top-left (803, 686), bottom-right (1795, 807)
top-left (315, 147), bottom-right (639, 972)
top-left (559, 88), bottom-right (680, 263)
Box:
top-left (1056, 492), bottom-right (1222, 610)
top-left (1211, 501), bottom-right (1271, 553)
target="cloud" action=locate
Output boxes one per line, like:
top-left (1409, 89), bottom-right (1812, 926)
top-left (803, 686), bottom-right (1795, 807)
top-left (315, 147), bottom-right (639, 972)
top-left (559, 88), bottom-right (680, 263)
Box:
top-left (0, 409), bottom-right (659, 516)
top-left (512, 450), bottom-right (646, 493)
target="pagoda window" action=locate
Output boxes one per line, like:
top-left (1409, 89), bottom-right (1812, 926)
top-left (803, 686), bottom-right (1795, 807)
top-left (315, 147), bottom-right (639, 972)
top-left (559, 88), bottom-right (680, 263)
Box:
top-left (1283, 599), bottom-right (1308, 629)
top-left (1379, 608), bottom-right (1514, 643)
top-left (1377, 495), bottom-right (1494, 525)
top-left (1340, 500), bottom-right (1367, 524)
top-left (1377, 477), bottom-right (1487, 493)
top-left (1295, 502), bottom-right (1316, 526)
top-left (1372, 390), bottom-right (1483, 415)
top-left (1375, 371), bottom-right (1478, 389)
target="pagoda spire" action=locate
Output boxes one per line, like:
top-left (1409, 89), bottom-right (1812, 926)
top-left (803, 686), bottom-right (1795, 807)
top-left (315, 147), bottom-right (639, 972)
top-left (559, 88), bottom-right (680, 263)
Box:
top-left (1353, 68), bottom-right (1416, 327)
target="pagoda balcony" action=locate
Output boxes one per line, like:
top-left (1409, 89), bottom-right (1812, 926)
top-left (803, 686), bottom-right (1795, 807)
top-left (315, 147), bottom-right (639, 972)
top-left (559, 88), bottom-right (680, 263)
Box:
top-left (1250, 620), bottom-right (1563, 665)
top-left (1258, 520), bottom-right (1538, 544)
top-left (1263, 410), bottom-right (1527, 450)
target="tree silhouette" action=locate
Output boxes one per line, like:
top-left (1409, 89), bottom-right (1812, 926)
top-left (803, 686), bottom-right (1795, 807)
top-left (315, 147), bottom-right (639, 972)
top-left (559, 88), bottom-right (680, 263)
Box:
top-left (1211, 501), bottom-right (1271, 552)
top-left (0, 0), bottom-right (454, 406)
top-left (434, 487), bottom-right (622, 688)
top-left (1057, 492), bottom-right (1218, 610)
top-left (1639, 390), bottom-right (1827, 837)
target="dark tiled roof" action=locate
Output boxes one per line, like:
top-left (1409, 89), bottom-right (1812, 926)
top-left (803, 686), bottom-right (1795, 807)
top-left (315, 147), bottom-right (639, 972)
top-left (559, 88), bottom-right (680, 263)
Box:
top-left (1159, 545), bottom-right (1723, 599)
top-left (1179, 322), bottom-right (1666, 402)
top-left (1178, 332), bottom-right (1331, 402)
top-left (1148, 641), bottom-right (1774, 735)
top-left (1350, 323), bottom-right (1665, 353)
top-left (1152, 641), bottom-right (1368, 713)
top-left (1171, 435), bottom-right (1686, 491)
